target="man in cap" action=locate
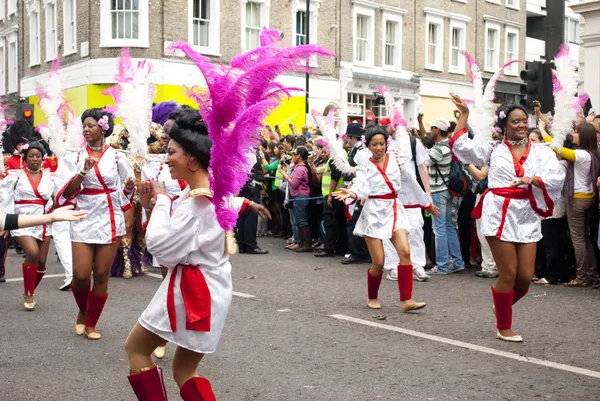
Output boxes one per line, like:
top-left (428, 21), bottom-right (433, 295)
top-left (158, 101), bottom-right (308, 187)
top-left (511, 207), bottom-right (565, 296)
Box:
top-left (426, 117), bottom-right (465, 275)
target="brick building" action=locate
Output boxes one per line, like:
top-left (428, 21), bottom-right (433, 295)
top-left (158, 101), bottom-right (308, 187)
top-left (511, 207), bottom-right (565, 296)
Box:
top-left (4, 1), bottom-right (579, 132)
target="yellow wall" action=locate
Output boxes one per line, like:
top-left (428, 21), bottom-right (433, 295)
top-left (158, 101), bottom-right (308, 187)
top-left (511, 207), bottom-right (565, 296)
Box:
top-left (28, 83), bottom-right (308, 134)
top-left (420, 96), bottom-right (457, 125)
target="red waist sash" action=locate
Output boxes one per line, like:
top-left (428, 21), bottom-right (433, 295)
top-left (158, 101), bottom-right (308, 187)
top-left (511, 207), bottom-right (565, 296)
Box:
top-left (81, 188), bottom-right (115, 195)
top-left (368, 192), bottom-right (397, 200)
top-left (15, 199), bottom-right (47, 205)
top-left (472, 185), bottom-right (554, 239)
top-left (166, 264), bottom-right (211, 333)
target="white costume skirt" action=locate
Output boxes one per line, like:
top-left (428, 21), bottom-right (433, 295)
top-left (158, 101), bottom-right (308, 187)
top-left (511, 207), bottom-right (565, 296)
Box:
top-left (353, 198), bottom-right (408, 240)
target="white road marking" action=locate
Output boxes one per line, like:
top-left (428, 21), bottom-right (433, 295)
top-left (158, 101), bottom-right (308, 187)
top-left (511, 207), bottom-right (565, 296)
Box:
top-left (5, 274), bottom-right (65, 283)
top-left (330, 314), bottom-right (600, 380)
top-left (146, 271), bottom-right (257, 298)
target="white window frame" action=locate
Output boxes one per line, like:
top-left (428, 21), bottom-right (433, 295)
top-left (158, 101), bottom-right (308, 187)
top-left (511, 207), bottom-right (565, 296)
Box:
top-left (0, 0), bottom-right (5, 20)
top-left (381, 10), bottom-right (402, 70)
top-left (565, 17), bottom-right (580, 45)
top-left (425, 13), bottom-right (444, 72)
top-left (504, 26), bottom-right (519, 76)
top-left (7, 32), bottom-right (17, 94)
top-left (484, 21), bottom-right (500, 72)
top-left (7, 0), bottom-right (15, 16)
top-left (0, 39), bottom-right (5, 96)
top-left (188, 0), bottom-right (220, 56)
top-left (62, 0), bottom-right (77, 56)
top-left (241, 0), bottom-right (270, 52)
top-left (505, 0), bottom-right (520, 10)
top-left (291, 0), bottom-right (320, 67)
top-left (100, 0), bottom-right (149, 48)
top-left (448, 20), bottom-right (466, 74)
top-left (485, 0), bottom-right (501, 4)
top-left (352, 3), bottom-right (376, 67)
top-left (26, 0), bottom-right (41, 66)
top-left (45, 0), bottom-right (58, 62)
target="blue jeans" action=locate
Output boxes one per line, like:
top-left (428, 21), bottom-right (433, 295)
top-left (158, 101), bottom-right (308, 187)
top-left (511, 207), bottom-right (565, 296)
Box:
top-left (431, 190), bottom-right (465, 271)
top-left (290, 196), bottom-right (310, 244)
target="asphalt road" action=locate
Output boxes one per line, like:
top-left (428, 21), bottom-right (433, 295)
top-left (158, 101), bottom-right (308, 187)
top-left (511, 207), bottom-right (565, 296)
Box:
top-left (1, 237), bottom-right (599, 401)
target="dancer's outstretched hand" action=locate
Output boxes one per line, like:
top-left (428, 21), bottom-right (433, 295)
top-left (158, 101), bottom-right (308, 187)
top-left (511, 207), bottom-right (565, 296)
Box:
top-left (50, 205), bottom-right (88, 222)
top-left (332, 188), bottom-right (356, 201)
top-left (249, 202), bottom-right (271, 220)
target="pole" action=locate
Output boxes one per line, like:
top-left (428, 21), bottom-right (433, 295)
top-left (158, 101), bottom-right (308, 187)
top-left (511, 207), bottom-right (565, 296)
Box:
top-left (305, 0), bottom-right (310, 122)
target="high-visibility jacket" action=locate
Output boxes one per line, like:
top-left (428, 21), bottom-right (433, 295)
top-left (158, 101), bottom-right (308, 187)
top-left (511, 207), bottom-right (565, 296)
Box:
top-left (321, 158), bottom-right (344, 197)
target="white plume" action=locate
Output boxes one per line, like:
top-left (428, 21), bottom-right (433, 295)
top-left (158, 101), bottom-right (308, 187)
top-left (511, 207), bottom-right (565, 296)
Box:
top-left (550, 45), bottom-right (580, 152)
top-left (312, 109), bottom-right (354, 175)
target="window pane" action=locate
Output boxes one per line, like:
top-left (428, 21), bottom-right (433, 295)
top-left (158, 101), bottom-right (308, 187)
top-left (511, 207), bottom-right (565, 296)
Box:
top-left (112, 12), bottom-right (118, 38)
top-left (124, 0), bottom-right (131, 10)
top-left (124, 12), bottom-right (131, 38)
top-left (132, 12), bottom-right (139, 39)
top-left (194, 0), bottom-right (200, 18)
top-left (201, 0), bottom-right (210, 19)
top-left (132, 0), bottom-right (138, 9)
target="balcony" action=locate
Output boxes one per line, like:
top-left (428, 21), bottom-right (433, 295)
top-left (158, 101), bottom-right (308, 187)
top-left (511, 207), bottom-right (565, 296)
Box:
top-left (526, 0), bottom-right (546, 17)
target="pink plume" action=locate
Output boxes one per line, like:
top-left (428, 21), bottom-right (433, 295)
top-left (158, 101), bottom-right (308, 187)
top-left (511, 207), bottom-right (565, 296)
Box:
top-left (556, 44), bottom-right (570, 59)
top-left (460, 50), bottom-right (478, 81)
top-left (116, 48), bottom-right (133, 83)
top-left (51, 56), bottom-right (61, 74)
top-left (35, 123), bottom-right (48, 133)
top-left (171, 32), bottom-right (334, 231)
top-left (326, 107), bottom-right (339, 126)
top-left (102, 105), bottom-right (118, 115)
top-left (552, 69), bottom-right (563, 94)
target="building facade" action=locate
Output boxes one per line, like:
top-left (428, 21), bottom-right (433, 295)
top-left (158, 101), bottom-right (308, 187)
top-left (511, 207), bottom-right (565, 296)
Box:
top-left (11, 1), bottom-right (531, 132)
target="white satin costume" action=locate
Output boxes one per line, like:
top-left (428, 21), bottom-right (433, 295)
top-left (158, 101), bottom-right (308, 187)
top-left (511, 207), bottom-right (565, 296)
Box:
top-left (450, 129), bottom-right (565, 243)
top-left (0, 169), bottom-right (54, 240)
top-left (55, 146), bottom-right (134, 244)
top-left (139, 189), bottom-right (247, 353)
top-left (349, 151), bottom-right (431, 240)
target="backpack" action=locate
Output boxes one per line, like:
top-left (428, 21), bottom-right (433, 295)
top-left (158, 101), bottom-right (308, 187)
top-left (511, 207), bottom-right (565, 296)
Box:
top-left (410, 135), bottom-right (424, 191)
top-left (433, 142), bottom-right (472, 197)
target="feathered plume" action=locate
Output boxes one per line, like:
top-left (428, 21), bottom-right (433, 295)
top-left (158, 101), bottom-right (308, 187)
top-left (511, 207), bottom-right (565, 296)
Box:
top-left (102, 48), bottom-right (156, 156)
top-left (551, 45), bottom-right (580, 151)
top-left (312, 109), bottom-right (354, 175)
top-left (34, 58), bottom-right (82, 157)
top-left (167, 31), bottom-right (334, 231)
top-left (152, 101), bottom-right (179, 126)
top-left (374, 86), bottom-right (408, 136)
top-left (461, 50), bottom-right (520, 141)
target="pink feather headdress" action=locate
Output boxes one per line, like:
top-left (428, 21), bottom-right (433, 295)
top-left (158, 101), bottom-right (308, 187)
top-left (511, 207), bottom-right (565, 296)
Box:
top-left (34, 58), bottom-right (83, 157)
top-left (167, 29), bottom-right (334, 231)
top-left (103, 48), bottom-right (156, 156)
top-left (374, 86), bottom-right (407, 136)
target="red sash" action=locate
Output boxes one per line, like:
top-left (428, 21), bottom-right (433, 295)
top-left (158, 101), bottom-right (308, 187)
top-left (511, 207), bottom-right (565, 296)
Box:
top-left (369, 155), bottom-right (398, 236)
top-left (166, 264), bottom-right (211, 333)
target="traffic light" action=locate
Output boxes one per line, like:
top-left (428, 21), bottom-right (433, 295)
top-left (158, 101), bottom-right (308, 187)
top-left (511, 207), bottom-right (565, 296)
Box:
top-left (15, 103), bottom-right (34, 124)
top-left (519, 61), bottom-right (542, 110)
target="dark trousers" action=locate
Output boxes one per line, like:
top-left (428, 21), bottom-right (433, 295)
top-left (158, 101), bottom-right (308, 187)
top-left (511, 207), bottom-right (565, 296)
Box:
top-left (323, 198), bottom-right (347, 253)
top-left (423, 211), bottom-right (435, 266)
top-left (269, 189), bottom-right (284, 235)
top-left (347, 203), bottom-right (369, 259)
top-left (236, 184), bottom-right (261, 251)
top-left (0, 235), bottom-right (7, 277)
top-left (536, 218), bottom-right (571, 283)
top-left (308, 200), bottom-right (323, 240)
top-left (458, 191), bottom-right (476, 266)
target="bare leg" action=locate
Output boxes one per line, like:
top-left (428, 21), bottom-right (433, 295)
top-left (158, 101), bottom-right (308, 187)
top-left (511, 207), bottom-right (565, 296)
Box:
top-left (515, 243), bottom-right (536, 292)
top-left (125, 322), bottom-right (168, 372)
top-left (364, 236), bottom-right (384, 309)
top-left (172, 346), bottom-right (206, 389)
top-left (37, 237), bottom-right (52, 272)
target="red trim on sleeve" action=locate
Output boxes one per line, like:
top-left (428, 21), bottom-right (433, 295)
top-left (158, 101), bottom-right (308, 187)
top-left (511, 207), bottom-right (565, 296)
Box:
top-left (448, 127), bottom-right (468, 149)
top-left (239, 198), bottom-right (251, 214)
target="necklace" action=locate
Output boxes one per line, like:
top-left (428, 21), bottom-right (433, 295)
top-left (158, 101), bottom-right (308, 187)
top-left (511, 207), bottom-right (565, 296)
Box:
top-left (507, 138), bottom-right (528, 147)
top-left (87, 144), bottom-right (105, 151)
top-left (186, 188), bottom-right (212, 199)
top-left (25, 167), bottom-right (40, 174)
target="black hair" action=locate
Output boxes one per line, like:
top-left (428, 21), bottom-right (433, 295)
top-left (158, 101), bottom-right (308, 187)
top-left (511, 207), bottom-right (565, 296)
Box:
top-left (577, 123), bottom-right (600, 156)
top-left (8, 121), bottom-right (34, 148)
top-left (294, 137), bottom-right (307, 148)
top-left (421, 135), bottom-right (435, 149)
top-left (293, 146), bottom-right (312, 180)
top-left (167, 105), bottom-right (197, 122)
top-left (21, 141), bottom-right (47, 161)
top-left (169, 111), bottom-right (211, 170)
top-left (284, 135), bottom-right (296, 146)
top-left (81, 108), bottom-right (114, 137)
top-left (32, 131), bottom-right (52, 156)
top-left (364, 125), bottom-right (389, 147)
top-left (448, 121), bottom-right (457, 133)
top-left (495, 104), bottom-right (528, 133)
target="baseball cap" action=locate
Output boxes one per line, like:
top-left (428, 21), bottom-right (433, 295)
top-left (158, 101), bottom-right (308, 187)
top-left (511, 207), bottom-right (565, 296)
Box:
top-left (427, 118), bottom-right (450, 132)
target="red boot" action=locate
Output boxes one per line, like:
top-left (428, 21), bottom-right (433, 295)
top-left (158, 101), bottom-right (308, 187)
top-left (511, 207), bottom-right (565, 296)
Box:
top-left (128, 366), bottom-right (168, 401)
top-left (397, 264), bottom-right (413, 301)
top-left (180, 377), bottom-right (217, 401)
top-left (491, 287), bottom-right (513, 330)
top-left (85, 292), bottom-right (108, 339)
top-left (512, 288), bottom-right (529, 305)
top-left (22, 264), bottom-right (38, 297)
top-left (367, 268), bottom-right (383, 308)
top-left (34, 269), bottom-right (46, 290)
top-left (72, 283), bottom-right (90, 313)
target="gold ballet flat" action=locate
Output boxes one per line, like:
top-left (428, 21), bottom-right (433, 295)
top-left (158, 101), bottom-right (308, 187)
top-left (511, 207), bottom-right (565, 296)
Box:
top-left (367, 299), bottom-right (381, 309)
top-left (75, 324), bottom-right (86, 336)
top-left (24, 301), bottom-right (36, 311)
top-left (153, 345), bottom-right (167, 359)
top-left (496, 331), bottom-right (523, 343)
top-left (401, 301), bottom-right (426, 312)
top-left (84, 330), bottom-right (102, 340)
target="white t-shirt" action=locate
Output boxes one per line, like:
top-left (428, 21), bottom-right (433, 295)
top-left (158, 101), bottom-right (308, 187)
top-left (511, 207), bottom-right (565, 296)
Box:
top-left (573, 149), bottom-right (593, 194)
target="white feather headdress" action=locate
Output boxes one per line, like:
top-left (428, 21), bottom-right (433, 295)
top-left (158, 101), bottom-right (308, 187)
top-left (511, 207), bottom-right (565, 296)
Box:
top-left (312, 108), bottom-right (355, 175)
top-left (103, 48), bottom-right (156, 156)
top-left (551, 45), bottom-right (587, 151)
top-left (34, 58), bottom-right (84, 157)
top-left (461, 51), bottom-right (519, 141)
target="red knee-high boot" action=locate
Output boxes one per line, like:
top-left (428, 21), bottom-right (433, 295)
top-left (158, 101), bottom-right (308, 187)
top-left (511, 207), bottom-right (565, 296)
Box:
top-left (34, 269), bottom-right (46, 290)
top-left (85, 292), bottom-right (108, 328)
top-left (72, 283), bottom-right (90, 313)
top-left (180, 377), bottom-right (217, 401)
top-left (491, 286), bottom-right (513, 331)
top-left (22, 264), bottom-right (38, 296)
top-left (367, 268), bottom-right (383, 300)
top-left (128, 366), bottom-right (169, 401)
top-left (512, 288), bottom-right (528, 305)
top-left (397, 264), bottom-right (413, 301)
